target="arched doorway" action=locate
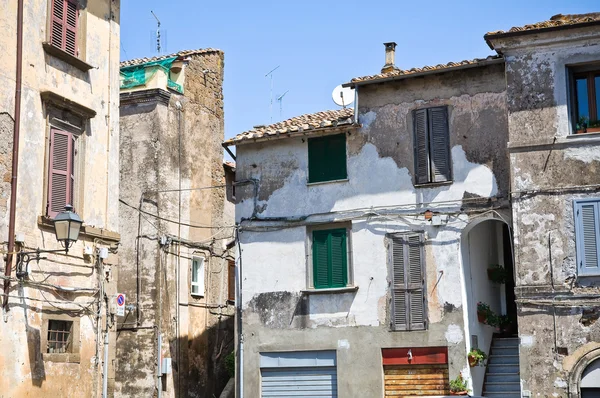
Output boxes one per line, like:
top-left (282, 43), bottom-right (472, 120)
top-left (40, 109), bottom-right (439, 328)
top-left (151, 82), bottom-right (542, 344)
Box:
top-left (581, 358), bottom-right (600, 397)
top-left (460, 214), bottom-right (517, 395)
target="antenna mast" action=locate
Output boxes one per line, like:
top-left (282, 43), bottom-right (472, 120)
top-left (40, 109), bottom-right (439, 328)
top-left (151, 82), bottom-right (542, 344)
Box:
top-left (277, 90), bottom-right (289, 120)
top-left (265, 65), bottom-right (280, 123)
top-left (151, 10), bottom-right (161, 54)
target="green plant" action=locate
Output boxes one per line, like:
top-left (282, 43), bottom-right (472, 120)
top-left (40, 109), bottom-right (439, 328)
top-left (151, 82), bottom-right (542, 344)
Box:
top-left (577, 115), bottom-right (589, 131)
top-left (449, 372), bottom-right (469, 393)
top-left (487, 264), bottom-right (508, 284)
top-left (477, 302), bottom-right (491, 313)
top-left (468, 348), bottom-right (487, 366)
top-left (496, 314), bottom-right (512, 330)
top-left (224, 351), bottom-right (235, 377)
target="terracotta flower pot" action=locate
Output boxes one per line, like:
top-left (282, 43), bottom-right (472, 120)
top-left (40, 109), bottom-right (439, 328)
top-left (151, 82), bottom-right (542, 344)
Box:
top-left (468, 355), bottom-right (478, 367)
top-left (450, 391), bottom-right (468, 396)
top-left (477, 310), bottom-right (486, 323)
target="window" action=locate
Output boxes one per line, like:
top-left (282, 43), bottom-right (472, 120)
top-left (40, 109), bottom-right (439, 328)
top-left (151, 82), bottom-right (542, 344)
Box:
top-left (312, 228), bottom-right (348, 289)
top-left (191, 257), bottom-right (205, 296)
top-left (575, 199), bottom-right (600, 276)
top-left (47, 128), bottom-right (77, 218)
top-left (47, 320), bottom-right (73, 353)
top-left (572, 69), bottom-right (600, 134)
top-left (308, 134), bottom-right (347, 183)
top-left (388, 233), bottom-right (427, 331)
top-left (413, 106), bottom-right (451, 185)
top-left (50, 0), bottom-right (79, 56)
top-left (228, 259), bottom-right (235, 302)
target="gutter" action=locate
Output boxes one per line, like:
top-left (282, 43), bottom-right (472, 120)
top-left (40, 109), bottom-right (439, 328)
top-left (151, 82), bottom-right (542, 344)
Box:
top-left (342, 57), bottom-right (505, 89)
top-left (3, 0), bottom-right (24, 309)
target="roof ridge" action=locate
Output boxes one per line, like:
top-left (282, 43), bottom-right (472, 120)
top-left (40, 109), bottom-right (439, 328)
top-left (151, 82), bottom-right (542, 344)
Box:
top-left (485, 12), bottom-right (600, 37)
top-left (120, 48), bottom-right (223, 68)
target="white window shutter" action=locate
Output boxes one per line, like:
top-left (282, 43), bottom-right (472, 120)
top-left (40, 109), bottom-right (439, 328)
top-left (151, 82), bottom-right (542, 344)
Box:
top-left (576, 201), bottom-right (600, 276)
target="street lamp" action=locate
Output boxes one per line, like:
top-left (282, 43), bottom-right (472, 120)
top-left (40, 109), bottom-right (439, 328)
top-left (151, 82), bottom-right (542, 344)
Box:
top-left (15, 205), bottom-right (83, 279)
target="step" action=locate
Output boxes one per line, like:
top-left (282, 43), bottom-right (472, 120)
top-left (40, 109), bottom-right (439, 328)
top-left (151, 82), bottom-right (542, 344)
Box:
top-left (492, 337), bottom-right (519, 347)
top-left (488, 354), bottom-right (520, 365)
top-left (484, 381), bottom-right (522, 392)
top-left (486, 364), bottom-right (520, 374)
top-left (485, 372), bottom-right (520, 383)
top-left (483, 391), bottom-right (521, 398)
top-left (490, 346), bottom-right (519, 356)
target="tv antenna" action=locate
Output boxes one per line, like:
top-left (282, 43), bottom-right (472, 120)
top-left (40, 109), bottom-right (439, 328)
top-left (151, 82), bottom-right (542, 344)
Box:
top-left (331, 85), bottom-right (355, 108)
top-left (151, 10), bottom-right (161, 53)
top-left (265, 65), bottom-right (280, 123)
top-left (277, 90), bottom-right (289, 120)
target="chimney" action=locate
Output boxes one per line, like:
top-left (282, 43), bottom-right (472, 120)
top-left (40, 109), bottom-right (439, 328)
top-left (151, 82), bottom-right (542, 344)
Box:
top-left (381, 42), bottom-right (398, 74)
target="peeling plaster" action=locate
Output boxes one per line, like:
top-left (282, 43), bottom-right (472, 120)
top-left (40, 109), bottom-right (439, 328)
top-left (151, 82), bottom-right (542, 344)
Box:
top-left (564, 145), bottom-right (600, 163)
top-left (445, 324), bottom-right (464, 344)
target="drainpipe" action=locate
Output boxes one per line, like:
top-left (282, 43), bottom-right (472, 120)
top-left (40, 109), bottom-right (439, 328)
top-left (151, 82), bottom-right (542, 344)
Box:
top-left (3, 0), bottom-right (24, 309)
top-left (236, 228), bottom-right (244, 398)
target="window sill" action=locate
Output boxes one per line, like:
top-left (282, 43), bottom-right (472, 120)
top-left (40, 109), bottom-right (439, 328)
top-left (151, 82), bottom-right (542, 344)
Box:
top-left (414, 181), bottom-right (453, 188)
top-left (42, 353), bottom-right (80, 363)
top-left (307, 178), bottom-right (349, 186)
top-left (302, 286), bottom-right (358, 295)
top-left (567, 131), bottom-right (600, 140)
top-left (191, 293), bottom-right (205, 298)
top-left (42, 42), bottom-right (94, 72)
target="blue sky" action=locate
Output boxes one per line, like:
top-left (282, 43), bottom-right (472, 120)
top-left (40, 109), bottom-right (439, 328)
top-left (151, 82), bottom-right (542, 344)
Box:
top-left (120, 1), bottom-right (598, 146)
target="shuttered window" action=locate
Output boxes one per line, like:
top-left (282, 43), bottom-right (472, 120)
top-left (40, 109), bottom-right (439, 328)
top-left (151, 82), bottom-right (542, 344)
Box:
top-left (413, 106), bottom-right (451, 184)
top-left (308, 134), bottom-right (347, 183)
top-left (313, 229), bottom-right (348, 289)
top-left (575, 199), bottom-right (600, 276)
top-left (228, 259), bottom-right (235, 302)
top-left (389, 233), bottom-right (427, 331)
top-left (50, 0), bottom-right (79, 56)
top-left (47, 128), bottom-right (75, 218)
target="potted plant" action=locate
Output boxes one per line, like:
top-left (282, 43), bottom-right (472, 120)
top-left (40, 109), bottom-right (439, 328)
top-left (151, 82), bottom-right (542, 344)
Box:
top-left (467, 348), bottom-right (487, 367)
top-left (496, 314), bottom-right (512, 334)
top-left (487, 264), bottom-right (507, 284)
top-left (449, 372), bottom-right (469, 395)
top-left (576, 116), bottom-right (600, 134)
top-left (477, 302), bottom-right (492, 324)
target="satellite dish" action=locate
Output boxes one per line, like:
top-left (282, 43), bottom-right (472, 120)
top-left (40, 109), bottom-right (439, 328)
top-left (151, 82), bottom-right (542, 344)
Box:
top-left (332, 85), bottom-right (355, 108)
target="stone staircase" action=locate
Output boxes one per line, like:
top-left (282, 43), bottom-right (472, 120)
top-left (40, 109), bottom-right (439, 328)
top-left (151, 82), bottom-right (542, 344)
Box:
top-left (482, 336), bottom-right (521, 398)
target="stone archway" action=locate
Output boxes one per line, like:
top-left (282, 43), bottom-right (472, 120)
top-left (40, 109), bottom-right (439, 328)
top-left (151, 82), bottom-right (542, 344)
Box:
top-left (567, 344), bottom-right (600, 398)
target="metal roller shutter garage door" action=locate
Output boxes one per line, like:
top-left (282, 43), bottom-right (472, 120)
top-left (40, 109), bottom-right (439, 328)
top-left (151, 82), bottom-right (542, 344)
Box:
top-left (261, 367), bottom-right (338, 397)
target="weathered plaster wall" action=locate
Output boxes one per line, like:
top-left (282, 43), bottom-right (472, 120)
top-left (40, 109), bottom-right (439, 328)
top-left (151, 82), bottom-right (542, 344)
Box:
top-left (495, 27), bottom-right (600, 397)
top-left (0, 1), bottom-right (120, 397)
top-left (236, 64), bottom-right (509, 396)
top-left (116, 51), bottom-right (235, 398)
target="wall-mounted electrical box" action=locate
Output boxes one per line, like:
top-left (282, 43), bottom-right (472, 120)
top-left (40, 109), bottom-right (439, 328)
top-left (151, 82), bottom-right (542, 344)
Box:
top-left (161, 358), bottom-right (172, 375)
top-left (98, 247), bottom-right (109, 259)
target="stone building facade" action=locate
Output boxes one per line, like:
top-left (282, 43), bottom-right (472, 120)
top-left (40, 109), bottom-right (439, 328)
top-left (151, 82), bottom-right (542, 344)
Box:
top-left (227, 12), bottom-right (600, 398)
top-left (116, 49), bottom-right (235, 398)
top-left (0, 0), bottom-right (121, 397)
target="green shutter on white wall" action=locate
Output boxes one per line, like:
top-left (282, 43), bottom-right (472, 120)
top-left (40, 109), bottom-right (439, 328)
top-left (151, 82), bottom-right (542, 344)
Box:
top-left (308, 134), bottom-right (347, 183)
top-left (313, 229), bottom-right (348, 289)
top-left (575, 200), bottom-right (600, 276)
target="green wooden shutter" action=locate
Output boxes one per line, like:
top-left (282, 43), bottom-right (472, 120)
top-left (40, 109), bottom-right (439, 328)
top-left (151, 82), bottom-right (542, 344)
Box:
top-left (428, 107), bottom-right (451, 183)
top-left (576, 200), bottom-right (600, 276)
top-left (313, 228), bottom-right (347, 289)
top-left (413, 109), bottom-right (430, 185)
top-left (390, 233), bottom-right (426, 331)
top-left (308, 134), bottom-right (347, 183)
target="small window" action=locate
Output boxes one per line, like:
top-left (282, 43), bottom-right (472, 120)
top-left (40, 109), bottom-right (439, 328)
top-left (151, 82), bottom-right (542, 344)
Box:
top-left (228, 259), bottom-right (235, 302)
top-left (191, 257), bottom-right (205, 296)
top-left (388, 233), bottom-right (427, 331)
top-left (50, 0), bottom-right (79, 56)
top-left (47, 319), bottom-right (73, 353)
top-left (47, 128), bottom-right (77, 218)
top-left (413, 106), bottom-right (451, 185)
top-left (308, 134), bottom-right (347, 183)
top-left (572, 69), bottom-right (600, 134)
top-left (312, 228), bottom-right (348, 289)
top-left (575, 199), bottom-right (600, 276)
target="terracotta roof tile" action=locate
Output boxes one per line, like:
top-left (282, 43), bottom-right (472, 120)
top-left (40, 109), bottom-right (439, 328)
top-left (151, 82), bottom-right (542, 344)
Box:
top-left (485, 12), bottom-right (600, 37)
top-left (120, 48), bottom-right (222, 68)
top-left (348, 55), bottom-right (503, 85)
top-left (224, 108), bottom-right (356, 146)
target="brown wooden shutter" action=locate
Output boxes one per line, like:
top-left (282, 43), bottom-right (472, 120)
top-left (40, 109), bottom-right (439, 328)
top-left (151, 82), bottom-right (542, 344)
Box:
top-left (428, 107), bottom-right (451, 182)
top-left (228, 260), bottom-right (235, 302)
top-left (50, 0), bottom-right (78, 56)
top-left (48, 128), bottom-right (74, 218)
top-left (390, 233), bottom-right (426, 331)
top-left (413, 109), bottom-right (430, 185)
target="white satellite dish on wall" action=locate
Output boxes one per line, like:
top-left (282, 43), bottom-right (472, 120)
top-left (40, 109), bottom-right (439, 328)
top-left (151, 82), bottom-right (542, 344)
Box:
top-left (332, 85), bottom-right (355, 108)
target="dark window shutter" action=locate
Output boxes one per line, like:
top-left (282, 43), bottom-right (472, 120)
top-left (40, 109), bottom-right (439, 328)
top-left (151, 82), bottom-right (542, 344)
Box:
top-left (390, 233), bottom-right (426, 331)
top-left (48, 128), bottom-right (74, 218)
top-left (308, 134), bottom-right (347, 183)
top-left (51, 0), bottom-right (65, 50)
top-left (576, 201), bottom-right (600, 276)
top-left (313, 228), bottom-right (348, 289)
top-left (413, 109), bottom-right (430, 184)
top-left (65, 0), bottom-right (78, 56)
top-left (428, 107), bottom-right (451, 182)
top-left (50, 0), bottom-right (78, 55)
top-left (228, 260), bottom-right (235, 302)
